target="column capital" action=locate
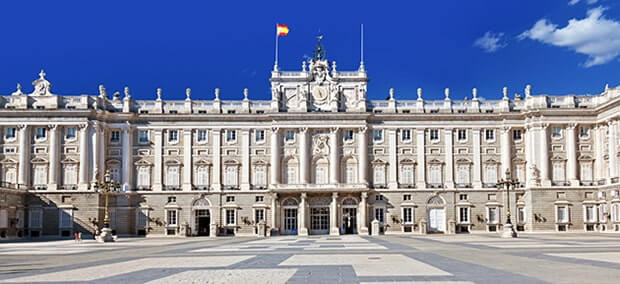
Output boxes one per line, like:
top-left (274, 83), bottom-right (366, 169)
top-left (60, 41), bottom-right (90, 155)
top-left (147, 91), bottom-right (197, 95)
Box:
top-left (17, 124), bottom-right (27, 130)
top-left (78, 123), bottom-right (89, 130)
top-left (272, 192), bottom-right (278, 199)
top-left (271, 126), bottom-right (279, 133)
top-left (332, 192), bottom-right (338, 199)
top-left (301, 192), bottom-right (307, 199)
top-left (48, 124), bottom-right (58, 131)
top-left (567, 123), bottom-right (577, 130)
top-left (361, 191), bottom-right (368, 199)
top-left (300, 127), bottom-right (308, 133)
top-left (359, 126), bottom-right (368, 133)
top-left (607, 119), bottom-right (618, 126)
top-left (330, 127), bottom-right (339, 133)
top-left (502, 125), bottom-right (511, 133)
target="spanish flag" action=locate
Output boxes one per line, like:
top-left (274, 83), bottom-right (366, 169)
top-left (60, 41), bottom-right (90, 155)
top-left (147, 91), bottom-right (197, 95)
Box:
top-left (277, 24), bottom-right (289, 37)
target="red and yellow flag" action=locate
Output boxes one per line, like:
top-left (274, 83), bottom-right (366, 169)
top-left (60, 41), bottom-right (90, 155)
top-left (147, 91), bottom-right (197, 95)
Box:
top-left (276, 24), bottom-right (289, 36)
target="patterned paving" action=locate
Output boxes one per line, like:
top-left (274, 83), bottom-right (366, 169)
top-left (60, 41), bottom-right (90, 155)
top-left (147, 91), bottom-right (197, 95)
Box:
top-left (191, 235), bottom-right (387, 252)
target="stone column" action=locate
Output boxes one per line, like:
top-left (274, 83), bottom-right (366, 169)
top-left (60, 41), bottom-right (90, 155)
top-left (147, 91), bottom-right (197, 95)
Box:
top-left (241, 129), bottom-right (251, 190)
top-left (270, 127), bottom-right (280, 185)
top-left (270, 193), bottom-right (279, 235)
top-left (608, 120), bottom-right (618, 181)
top-left (444, 128), bottom-right (454, 189)
top-left (48, 125), bottom-right (59, 190)
top-left (212, 130), bottom-right (221, 191)
top-left (359, 191), bottom-right (368, 234)
top-left (91, 122), bottom-right (100, 184)
top-left (182, 129), bottom-right (192, 191)
top-left (153, 130), bottom-right (163, 191)
top-left (566, 123), bottom-right (579, 186)
top-left (594, 125), bottom-right (604, 181)
top-left (299, 128), bottom-right (309, 184)
top-left (330, 192), bottom-right (340, 235)
top-left (329, 127), bottom-right (339, 184)
top-left (358, 127), bottom-right (368, 184)
top-left (500, 126), bottom-right (512, 179)
top-left (98, 124), bottom-right (106, 184)
top-left (539, 124), bottom-right (550, 186)
top-left (388, 129), bottom-right (398, 189)
top-left (472, 129), bottom-right (482, 188)
top-left (299, 192), bottom-right (308, 236)
top-left (525, 126), bottom-right (536, 187)
top-left (17, 125), bottom-right (29, 187)
top-left (416, 129), bottom-right (426, 188)
top-left (79, 123), bottom-right (90, 190)
top-left (121, 126), bottom-right (133, 191)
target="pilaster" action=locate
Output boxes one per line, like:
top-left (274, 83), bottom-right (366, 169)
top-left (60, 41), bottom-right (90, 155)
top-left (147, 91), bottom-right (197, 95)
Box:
top-left (500, 126), bottom-right (512, 179)
top-left (565, 123), bottom-right (579, 186)
top-left (299, 128), bottom-right (309, 184)
top-left (358, 192), bottom-right (369, 234)
top-left (444, 128), bottom-right (454, 189)
top-left (330, 192), bottom-right (340, 235)
top-left (298, 192), bottom-right (308, 236)
top-left (539, 124), bottom-right (551, 186)
top-left (472, 129), bottom-right (482, 188)
top-left (121, 125), bottom-right (133, 191)
top-left (358, 127), bottom-right (368, 185)
top-left (153, 130), bottom-right (163, 191)
top-left (608, 120), bottom-right (618, 181)
top-left (329, 127), bottom-right (339, 184)
top-left (387, 129), bottom-right (398, 189)
top-left (416, 129), bottom-right (426, 189)
top-left (212, 130), bottom-right (221, 191)
top-left (270, 127), bottom-right (280, 186)
top-left (241, 129), bottom-right (250, 190)
top-left (17, 125), bottom-right (29, 187)
top-left (48, 124), bottom-right (59, 190)
top-left (78, 123), bottom-right (90, 190)
top-left (182, 129), bottom-right (192, 191)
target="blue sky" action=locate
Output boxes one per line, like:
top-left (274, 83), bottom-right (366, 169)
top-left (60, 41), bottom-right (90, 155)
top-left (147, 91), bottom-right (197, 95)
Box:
top-left (1, 0), bottom-right (619, 101)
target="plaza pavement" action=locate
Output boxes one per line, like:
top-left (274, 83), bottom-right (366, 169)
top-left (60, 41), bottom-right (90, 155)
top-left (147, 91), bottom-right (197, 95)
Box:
top-left (0, 233), bottom-right (619, 283)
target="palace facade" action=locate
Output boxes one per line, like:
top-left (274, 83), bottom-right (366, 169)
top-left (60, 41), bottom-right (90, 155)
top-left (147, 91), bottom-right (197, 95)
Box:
top-left (1, 43), bottom-right (619, 240)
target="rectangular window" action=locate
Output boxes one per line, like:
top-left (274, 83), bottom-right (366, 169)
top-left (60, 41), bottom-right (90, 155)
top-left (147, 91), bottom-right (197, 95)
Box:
top-left (29, 209), bottom-right (42, 228)
top-left (225, 166), bottom-right (238, 186)
top-left (137, 167), bottom-right (150, 187)
top-left (226, 130), bottom-right (237, 142)
top-left (285, 130), bottom-right (295, 142)
top-left (166, 167), bottom-right (180, 186)
top-left (34, 165), bottom-right (47, 185)
top-left (488, 207), bottom-right (499, 224)
top-left (137, 209), bottom-right (149, 228)
top-left (255, 209), bottom-right (265, 223)
top-left (138, 130), bottom-right (149, 143)
top-left (585, 206), bottom-right (596, 222)
top-left (197, 130), bottom-right (207, 142)
top-left (517, 207), bottom-right (525, 223)
top-left (551, 127), bottom-right (562, 138)
top-left (375, 194), bottom-right (384, 201)
top-left (375, 208), bottom-right (385, 223)
top-left (36, 127), bottom-right (46, 139)
top-left (63, 165), bottom-right (77, 185)
top-left (255, 196), bottom-right (264, 202)
top-left (459, 194), bottom-right (468, 200)
top-left (557, 206), bottom-right (569, 223)
top-left (457, 129), bottom-right (467, 141)
top-left (579, 126), bottom-right (590, 138)
top-left (167, 196), bottom-right (176, 203)
top-left (456, 165), bottom-right (470, 185)
top-left (552, 162), bottom-right (565, 182)
top-left (344, 165), bottom-right (356, 184)
top-left (373, 166), bottom-right (386, 185)
top-left (401, 129), bottom-right (411, 142)
top-left (168, 130), bottom-right (179, 143)
top-left (403, 194), bottom-right (411, 201)
top-left (429, 129), bottom-right (439, 141)
top-left (373, 130), bottom-right (383, 141)
top-left (429, 165), bottom-right (442, 184)
top-left (513, 129), bottom-right (522, 141)
top-left (344, 130), bottom-right (354, 142)
top-left (403, 207), bottom-right (413, 224)
top-left (255, 130), bottom-right (265, 142)
top-left (226, 209), bottom-right (236, 225)
top-left (110, 131), bottom-right (120, 143)
top-left (459, 207), bottom-right (469, 223)
top-left (485, 129), bottom-right (494, 141)
top-left (400, 165), bottom-right (414, 185)
top-left (65, 127), bottom-right (77, 140)
top-left (254, 166), bottom-right (266, 186)
top-left (59, 209), bottom-right (73, 228)
top-left (195, 166), bottom-right (209, 186)
top-left (167, 210), bottom-right (177, 226)
top-left (286, 167), bottom-right (297, 184)
top-left (226, 196), bottom-right (235, 203)
top-left (5, 127), bottom-right (16, 139)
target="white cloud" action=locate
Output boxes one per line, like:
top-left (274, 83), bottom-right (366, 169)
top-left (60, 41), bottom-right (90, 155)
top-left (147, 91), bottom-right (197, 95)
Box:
top-left (473, 31), bottom-right (507, 53)
top-left (518, 6), bottom-right (620, 67)
top-left (569, 0), bottom-right (599, 5)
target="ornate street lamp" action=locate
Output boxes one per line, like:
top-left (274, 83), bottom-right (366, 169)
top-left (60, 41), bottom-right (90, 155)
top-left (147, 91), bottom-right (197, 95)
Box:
top-left (93, 170), bottom-right (120, 242)
top-left (498, 168), bottom-right (519, 238)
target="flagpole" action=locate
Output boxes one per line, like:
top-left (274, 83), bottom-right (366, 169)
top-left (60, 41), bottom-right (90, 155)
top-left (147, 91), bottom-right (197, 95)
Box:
top-left (274, 23), bottom-right (279, 71)
top-left (360, 24), bottom-right (365, 71)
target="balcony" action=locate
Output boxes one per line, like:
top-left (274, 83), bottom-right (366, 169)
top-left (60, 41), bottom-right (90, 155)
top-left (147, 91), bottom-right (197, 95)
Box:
top-left (373, 184), bottom-right (387, 189)
top-left (224, 185), bottom-right (240, 190)
top-left (0, 181), bottom-right (28, 190)
top-left (551, 181), bottom-right (570, 186)
top-left (136, 186), bottom-right (152, 191)
top-left (597, 179), bottom-right (607, 185)
top-left (612, 177), bottom-right (620, 184)
top-left (32, 184), bottom-right (47, 190)
top-left (192, 185), bottom-right (210, 191)
top-left (252, 185), bottom-right (268, 190)
top-left (427, 183), bottom-right (443, 189)
top-left (400, 184), bottom-right (416, 189)
top-left (482, 183), bottom-right (497, 188)
top-left (60, 184), bottom-right (78, 190)
top-left (580, 180), bottom-right (595, 186)
top-left (455, 183), bottom-right (472, 189)
top-left (164, 186), bottom-right (181, 191)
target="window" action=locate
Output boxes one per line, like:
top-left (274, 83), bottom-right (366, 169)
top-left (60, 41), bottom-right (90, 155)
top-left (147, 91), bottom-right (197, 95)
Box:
top-left (375, 208), bottom-right (385, 223)
top-left (402, 207), bottom-right (413, 224)
top-left (109, 167), bottom-right (121, 182)
top-left (285, 166), bottom-right (297, 184)
top-left (167, 210), bottom-right (178, 226)
top-left (315, 165), bottom-right (328, 184)
top-left (59, 209), bottom-right (73, 228)
top-left (517, 207), bottom-right (525, 223)
top-left (401, 129), bottom-right (411, 142)
top-left (195, 166), bottom-right (209, 186)
top-left (457, 109), bottom-right (466, 114)
top-left (110, 131), bottom-right (120, 143)
top-left (580, 162), bottom-right (593, 181)
top-left (226, 209), bottom-right (236, 225)
top-left (459, 207), bottom-right (470, 223)
top-left (137, 209), bottom-right (149, 228)
top-left (488, 207), bottom-right (499, 224)
top-left (5, 127), bottom-right (16, 140)
top-left (253, 166), bottom-right (266, 186)
top-left (584, 205), bottom-right (596, 222)
top-left (484, 129), bottom-right (494, 141)
top-left (551, 127), bottom-right (562, 138)
top-left (4, 168), bottom-right (16, 184)
top-left (137, 167), bottom-right (150, 187)
top-left (456, 165), bottom-right (470, 185)
top-left (557, 206), bottom-right (569, 223)
top-left (166, 166), bottom-right (180, 186)
top-left (255, 209), bottom-right (265, 223)
top-left (344, 130), bottom-right (354, 142)
top-left (168, 130), bottom-right (179, 143)
top-left (65, 127), bottom-right (77, 140)
top-left (169, 110), bottom-right (178, 114)
top-left (0, 209), bottom-right (7, 229)
top-left (512, 129), bottom-right (522, 141)
top-left (403, 194), bottom-right (411, 201)
top-left (29, 209), bottom-right (42, 228)
top-left (459, 194), bottom-right (468, 201)
top-left (552, 162), bottom-right (565, 183)
top-left (375, 194), bottom-right (384, 201)
top-left (255, 130), bottom-right (265, 142)
top-left (373, 130), bottom-right (383, 142)
top-left (514, 164), bottom-right (525, 185)
top-left (139, 130), bottom-right (149, 143)
top-left (579, 126), bottom-right (590, 138)
top-left (457, 129), bottom-right (467, 141)
top-left (429, 165), bottom-right (442, 184)
top-left (255, 196), bottom-right (264, 202)
top-left (33, 165), bottom-right (47, 185)
top-left (400, 164), bottom-right (414, 185)
top-left (63, 165), bottom-right (77, 185)
top-left (227, 110), bottom-right (235, 114)
top-left (197, 130), bottom-right (207, 143)
top-left (167, 196), bottom-right (176, 203)
top-left (3, 147), bottom-right (15, 154)
top-left (344, 165), bottom-right (356, 184)
top-left (373, 166), bottom-right (386, 186)
top-left (285, 130), bottom-right (295, 142)
top-left (226, 130), bottom-right (237, 142)
top-left (224, 166), bottom-right (238, 186)
top-left (226, 196), bottom-right (235, 203)
top-left (35, 127), bottom-right (46, 140)
top-left (429, 129), bottom-right (439, 141)
top-left (483, 165), bottom-right (497, 185)
top-left (611, 204), bottom-right (619, 223)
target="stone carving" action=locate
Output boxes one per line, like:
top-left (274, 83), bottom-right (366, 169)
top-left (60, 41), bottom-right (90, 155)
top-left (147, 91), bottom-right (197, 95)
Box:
top-left (312, 134), bottom-right (330, 156)
top-left (192, 197), bottom-right (211, 208)
top-left (525, 84), bottom-right (532, 97)
top-left (11, 83), bottom-right (24, 96)
top-left (529, 164), bottom-right (541, 185)
top-left (124, 86), bottom-right (131, 99)
top-left (98, 85), bottom-right (107, 98)
top-left (186, 88), bottom-right (191, 100)
top-left (156, 88), bottom-right (162, 101)
top-left (31, 70), bottom-right (52, 96)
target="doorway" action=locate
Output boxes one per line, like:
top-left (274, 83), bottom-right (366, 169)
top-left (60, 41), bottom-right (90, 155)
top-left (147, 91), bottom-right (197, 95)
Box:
top-left (283, 208), bottom-right (298, 235)
top-left (310, 207), bottom-right (329, 234)
top-left (342, 207), bottom-right (357, 234)
top-left (428, 208), bottom-right (446, 233)
top-left (195, 209), bottom-right (210, 236)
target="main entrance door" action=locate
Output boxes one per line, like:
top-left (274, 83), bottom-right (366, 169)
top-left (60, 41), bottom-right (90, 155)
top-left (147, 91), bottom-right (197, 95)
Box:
top-left (310, 207), bottom-right (329, 234)
top-left (342, 208), bottom-right (357, 234)
top-left (428, 208), bottom-right (446, 233)
top-left (195, 209), bottom-right (210, 236)
top-left (283, 208), bottom-right (298, 235)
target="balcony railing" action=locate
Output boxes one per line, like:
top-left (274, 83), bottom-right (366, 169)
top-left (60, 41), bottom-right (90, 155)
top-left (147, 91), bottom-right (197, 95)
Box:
top-left (482, 183), bottom-right (497, 188)
top-left (60, 184), bottom-right (78, 190)
top-left (551, 181), bottom-right (570, 186)
top-left (0, 181), bottom-right (29, 190)
top-left (428, 183), bottom-right (443, 189)
top-left (192, 185), bottom-right (210, 191)
top-left (164, 186), bottom-right (181, 191)
top-left (32, 184), bottom-right (48, 190)
top-left (224, 185), bottom-right (240, 190)
top-left (455, 183), bottom-right (472, 188)
top-left (136, 186), bottom-right (152, 191)
top-left (373, 183), bottom-right (387, 189)
top-left (400, 184), bottom-right (416, 189)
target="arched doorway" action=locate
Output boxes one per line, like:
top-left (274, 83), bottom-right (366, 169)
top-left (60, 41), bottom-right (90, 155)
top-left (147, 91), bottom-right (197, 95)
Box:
top-left (281, 198), bottom-right (298, 235)
top-left (342, 198), bottom-right (358, 234)
top-left (192, 197), bottom-right (211, 236)
top-left (309, 196), bottom-right (331, 235)
top-left (427, 195), bottom-right (446, 233)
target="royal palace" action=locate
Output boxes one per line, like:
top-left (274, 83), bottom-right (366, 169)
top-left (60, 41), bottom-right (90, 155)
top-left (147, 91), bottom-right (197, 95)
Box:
top-left (0, 42), bottom-right (619, 240)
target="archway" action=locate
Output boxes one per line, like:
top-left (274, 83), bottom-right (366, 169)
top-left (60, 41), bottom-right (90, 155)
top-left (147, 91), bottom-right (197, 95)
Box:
top-left (192, 197), bottom-right (212, 236)
top-left (341, 197), bottom-right (358, 234)
top-left (427, 195), bottom-right (446, 233)
top-left (281, 198), bottom-right (299, 235)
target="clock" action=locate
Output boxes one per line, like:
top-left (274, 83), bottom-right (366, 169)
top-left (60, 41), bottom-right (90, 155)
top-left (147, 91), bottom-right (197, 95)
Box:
top-left (312, 85), bottom-right (328, 101)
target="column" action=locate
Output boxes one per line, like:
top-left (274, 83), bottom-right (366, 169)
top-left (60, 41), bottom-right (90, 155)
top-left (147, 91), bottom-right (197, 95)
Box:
top-left (182, 129), bottom-right (192, 191)
top-left (330, 192), bottom-right (339, 235)
top-left (525, 126), bottom-right (536, 187)
top-left (241, 129), bottom-right (250, 190)
top-left (299, 128), bottom-right (309, 184)
top-left (121, 126), bottom-right (133, 191)
top-left (98, 123), bottom-right (106, 184)
top-left (387, 129), bottom-right (398, 189)
top-left (472, 129), bottom-right (482, 188)
top-left (565, 123), bottom-right (578, 186)
top-left (358, 127), bottom-right (368, 184)
top-left (594, 125), bottom-right (604, 181)
top-left (608, 120), bottom-right (618, 181)
top-left (91, 122), bottom-right (100, 183)
top-left (416, 129), bottom-right (426, 189)
top-left (539, 124), bottom-right (550, 186)
top-left (444, 128), bottom-right (454, 189)
top-left (270, 193), bottom-right (278, 235)
top-left (270, 127), bottom-right (280, 185)
top-left (500, 126), bottom-right (512, 179)
top-left (359, 191), bottom-right (368, 234)
top-left (17, 125), bottom-right (29, 187)
top-left (153, 130), bottom-right (163, 191)
top-left (212, 130), bottom-right (221, 191)
top-left (79, 123), bottom-right (90, 190)
top-left (48, 125), bottom-right (59, 190)
top-left (298, 192), bottom-right (308, 236)
top-left (329, 127), bottom-right (339, 184)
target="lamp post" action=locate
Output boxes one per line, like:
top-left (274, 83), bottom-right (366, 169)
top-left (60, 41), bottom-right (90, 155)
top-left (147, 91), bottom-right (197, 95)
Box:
top-left (93, 169), bottom-right (120, 242)
top-left (497, 168), bottom-right (518, 238)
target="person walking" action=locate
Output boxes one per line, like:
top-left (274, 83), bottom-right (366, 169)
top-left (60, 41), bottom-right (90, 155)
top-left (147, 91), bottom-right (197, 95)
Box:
top-left (74, 232), bottom-right (79, 243)
top-left (78, 232), bottom-right (83, 243)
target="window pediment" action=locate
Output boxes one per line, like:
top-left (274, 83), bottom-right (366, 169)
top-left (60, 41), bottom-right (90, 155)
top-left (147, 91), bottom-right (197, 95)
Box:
top-left (400, 158), bottom-right (415, 165)
top-left (428, 159), bottom-right (444, 165)
top-left (134, 159), bottom-right (152, 166)
top-left (578, 155), bottom-right (594, 161)
top-left (194, 159), bottom-right (212, 166)
top-left (60, 157), bottom-right (78, 164)
top-left (252, 160), bottom-right (268, 166)
top-left (30, 157), bottom-right (48, 164)
top-left (106, 159), bottom-right (121, 166)
top-left (371, 159), bottom-right (387, 165)
top-left (483, 158), bottom-right (499, 165)
top-left (550, 155), bottom-right (566, 162)
top-left (223, 159), bottom-right (239, 166)
top-left (165, 159), bottom-right (182, 166)
top-left (512, 158), bottom-right (526, 164)
top-left (0, 158), bottom-right (17, 165)
top-left (455, 158), bottom-right (471, 164)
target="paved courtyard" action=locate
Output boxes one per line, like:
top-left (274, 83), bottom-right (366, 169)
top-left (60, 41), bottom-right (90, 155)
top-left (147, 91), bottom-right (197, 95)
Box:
top-left (1, 233), bottom-right (619, 283)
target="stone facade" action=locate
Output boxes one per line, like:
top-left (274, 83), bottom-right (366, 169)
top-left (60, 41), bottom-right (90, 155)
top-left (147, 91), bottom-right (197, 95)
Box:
top-left (1, 43), bottom-right (620, 239)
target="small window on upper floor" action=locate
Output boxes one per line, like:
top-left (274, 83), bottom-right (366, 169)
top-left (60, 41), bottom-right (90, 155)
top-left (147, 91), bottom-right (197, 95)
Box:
top-left (375, 194), bottom-right (384, 201)
top-left (430, 109), bottom-right (439, 114)
top-left (513, 129), bottom-right (522, 141)
top-left (169, 110), bottom-right (178, 114)
top-left (551, 127), bottom-right (562, 138)
top-left (457, 129), bottom-right (467, 141)
top-left (579, 126), bottom-right (590, 139)
top-left (167, 196), bottom-right (176, 203)
top-left (198, 110), bottom-right (207, 114)
top-left (256, 110), bottom-right (264, 114)
top-left (168, 130), bottom-right (179, 143)
top-left (65, 127), bottom-right (76, 140)
top-left (402, 110), bottom-right (410, 114)
top-left (35, 127), bottom-right (46, 140)
top-left (373, 130), bottom-right (383, 142)
top-left (344, 130), bottom-right (354, 142)
top-left (285, 130), bottom-right (295, 142)
top-left (255, 196), bottom-right (264, 202)
top-left (226, 196), bottom-right (235, 203)
top-left (401, 129), bottom-right (412, 142)
top-left (485, 109), bottom-right (494, 113)
top-left (403, 194), bottom-right (411, 201)
top-left (457, 109), bottom-right (466, 114)
top-left (5, 127), bottom-right (16, 140)
top-left (485, 129), bottom-right (495, 141)
top-left (227, 110), bottom-right (236, 114)
top-left (459, 194), bottom-right (468, 201)
top-left (255, 130), bottom-right (265, 142)
top-left (110, 131), bottom-right (120, 143)
top-left (197, 130), bottom-right (208, 143)
top-left (429, 129), bottom-right (439, 141)
top-left (226, 130), bottom-right (237, 142)
top-left (139, 130), bottom-right (149, 143)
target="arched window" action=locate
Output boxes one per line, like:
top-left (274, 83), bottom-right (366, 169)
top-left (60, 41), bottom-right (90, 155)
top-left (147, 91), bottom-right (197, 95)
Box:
top-left (284, 158), bottom-right (298, 184)
top-left (313, 157), bottom-right (329, 184)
